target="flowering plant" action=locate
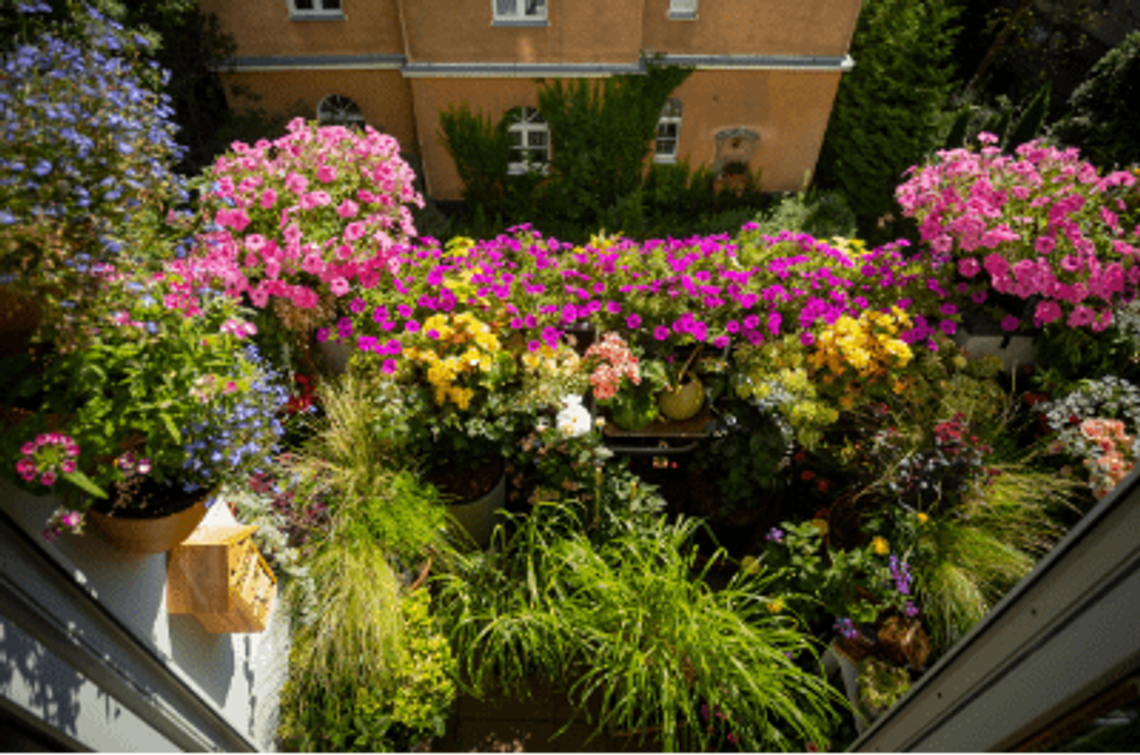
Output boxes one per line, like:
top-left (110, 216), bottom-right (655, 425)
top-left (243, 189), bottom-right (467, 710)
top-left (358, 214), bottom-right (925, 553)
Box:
top-left (0, 260), bottom-right (287, 538)
top-left (582, 331), bottom-right (667, 431)
top-left (1040, 376), bottom-right (1140, 498)
top-left (897, 135), bottom-right (1140, 333)
top-left (190, 117), bottom-right (423, 322)
top-left (1, 1), bottom-right (187, 330)
top-left (748, 519), bottom-right (918, 632)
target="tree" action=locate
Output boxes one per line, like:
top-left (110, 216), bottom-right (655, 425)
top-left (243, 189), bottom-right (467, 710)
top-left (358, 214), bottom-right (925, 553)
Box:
top-left (1052, 31), bottom-right (1140, 170)
top-left (814, 0), bottom-right (961, 231)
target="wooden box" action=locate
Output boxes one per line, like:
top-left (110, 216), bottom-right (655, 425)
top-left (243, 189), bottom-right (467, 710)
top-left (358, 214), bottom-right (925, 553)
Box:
top-left (167, 524), bottom-right (277, 634)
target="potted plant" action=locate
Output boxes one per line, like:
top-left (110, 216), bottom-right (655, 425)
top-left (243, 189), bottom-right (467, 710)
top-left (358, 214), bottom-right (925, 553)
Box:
top-left (0, 261), bottom-right (288, 551)
top-left (189, 116), bottom-right (424, 370)
top-left (581, 331), bottom-right (668, 432)
top-left (855, 655), bottom-right (912, 719)
top-left (1, 1), bottom-right (188, 346)
top-left (688, 396), bottom-right (791, 525)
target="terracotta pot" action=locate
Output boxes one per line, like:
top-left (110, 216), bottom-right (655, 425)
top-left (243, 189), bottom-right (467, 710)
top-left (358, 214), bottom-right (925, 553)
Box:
top-left (87, 493), bottom-right (210, 554)
top-left (657, 376), bottom-right (705, 421)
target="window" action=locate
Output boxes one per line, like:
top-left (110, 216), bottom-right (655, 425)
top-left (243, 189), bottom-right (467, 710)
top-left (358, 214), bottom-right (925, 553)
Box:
top-left (494, 0), bottom-right (547, 23)
top-left (317, 94), bottom-right (365, 128)
top-left (669, 0), bottom-right (698, 20)
top-left (654, 98), bottom-right (683, 164)
top-left (506, 106), bottom-right (550, 175)
top-left (290, 0), bottom-right (343, 18)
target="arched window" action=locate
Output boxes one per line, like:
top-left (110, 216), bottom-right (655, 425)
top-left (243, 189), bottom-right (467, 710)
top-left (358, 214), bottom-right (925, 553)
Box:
top-left (654, 98), bottom-right (683, 164)
top-left (506, 106), bottom-right (550, 175)
top-left (317, 94), bottom-right (365, 129)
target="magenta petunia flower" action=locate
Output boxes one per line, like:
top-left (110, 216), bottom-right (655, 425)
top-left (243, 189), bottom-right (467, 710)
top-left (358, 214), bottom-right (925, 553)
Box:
top-left (1001, 315), bottom-right (1020, 332)
top-left (381, 359), bottom-right (397, 375)
top-left (626, 314), bottom-right (641, 329)
top-left (654, 325), bottom-right (670, 341)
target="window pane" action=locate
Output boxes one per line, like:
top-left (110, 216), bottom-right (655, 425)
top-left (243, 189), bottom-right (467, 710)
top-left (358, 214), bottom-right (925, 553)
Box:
top-left (525, 0), bottom-right (546, 16)
top-left (656, 139), bottom-right (677, 155)
top-left (508, 131), bottom-right (522, 146)
top-left (671, 0), bottom-right (698, 12)
top-left (657, 123), bottom-right (678, 139)
top-left (321, 0), bottom-right (341, 9)
top-left (294, 0), bottom-right (315, 9)
top-left (496, 0), bottom-right (517, 16)
top-left (528, 131), bottom-right (548, 148)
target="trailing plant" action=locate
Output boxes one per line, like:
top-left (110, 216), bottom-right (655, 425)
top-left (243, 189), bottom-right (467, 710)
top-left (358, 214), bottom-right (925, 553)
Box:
top-left (190, 116), bottom-right (423, 325)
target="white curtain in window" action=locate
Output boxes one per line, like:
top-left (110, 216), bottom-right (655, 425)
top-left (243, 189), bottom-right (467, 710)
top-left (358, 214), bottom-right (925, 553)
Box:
top-left (670, 0), bottom-right (698, 13)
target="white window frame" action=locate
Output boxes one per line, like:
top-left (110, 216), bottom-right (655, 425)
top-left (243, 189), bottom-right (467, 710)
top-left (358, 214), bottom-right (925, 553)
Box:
top-left (493, 0), bottom-right (548, 24)
top-left (653, 98), bottom-right (683, 164)
top-left (669, 0), bottom-right (698, 20)
top-left (506, 106), bottom-right (550, 176)
top-left (317, 94), bottom-right (365, 129)
top-left (289, 0), bottom-right (344, 20)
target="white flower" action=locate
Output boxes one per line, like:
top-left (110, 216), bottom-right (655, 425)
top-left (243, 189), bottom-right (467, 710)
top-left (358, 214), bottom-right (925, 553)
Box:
top-left (556, 401), bottom-right (592, 439)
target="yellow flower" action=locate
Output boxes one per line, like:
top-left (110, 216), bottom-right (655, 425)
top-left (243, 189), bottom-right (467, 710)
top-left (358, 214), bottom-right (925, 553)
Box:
top-left (917, 512), bottom-right (930, 525)
top-left (871, 536), bottom-right (890, 555)
top-left (767, 598), bottom-right (785, 613)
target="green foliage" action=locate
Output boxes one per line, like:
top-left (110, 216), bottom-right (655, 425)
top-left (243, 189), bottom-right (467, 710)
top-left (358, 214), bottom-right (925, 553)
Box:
top-left (434, 499), bottom-right (842, 752)
top-left (286, 374), bottom-right (407, 510)
top-left (757, 520), bottom-right (912, 629)
top-left (438, 105), bottom-right (513, 221)
top-left (748, 190), bottom-right (858, 240)
top-left (691, 398), bottom-right (790, 515)
top-left (815, 0), bottom-right (961, 227)
top-left (1030, 320), bottom-right (1140, 398)
top-left (278, 539), bottom-right (405, 752)
top-left (1053, 31), bottom-right (1140, 169)
top-left (535, 59), bottom-right (694, 231)
top-left (338, 471), bottom-right (447, 566)
top-left (856, 656), bottom-right (911, 713)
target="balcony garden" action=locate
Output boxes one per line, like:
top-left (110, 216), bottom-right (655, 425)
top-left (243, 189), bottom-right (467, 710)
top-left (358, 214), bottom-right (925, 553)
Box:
top-left (3, 2), bottom-right (1140, 752)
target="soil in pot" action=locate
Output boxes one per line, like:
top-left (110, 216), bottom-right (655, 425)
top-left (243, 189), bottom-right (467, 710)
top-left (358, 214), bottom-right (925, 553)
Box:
top-left (426, 456), bottom-right (504, 503)
top-left (90, 474), bottom-right (207, 520)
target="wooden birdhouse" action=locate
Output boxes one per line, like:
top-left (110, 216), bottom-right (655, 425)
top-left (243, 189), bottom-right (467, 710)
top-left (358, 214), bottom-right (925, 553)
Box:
top-left (167, 523), bottom-right (277, 634)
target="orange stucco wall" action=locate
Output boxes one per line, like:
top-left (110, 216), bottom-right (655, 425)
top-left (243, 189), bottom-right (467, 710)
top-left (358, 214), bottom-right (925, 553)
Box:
top-left (399, 0), bottom-right (643, 64)
top-left (409, 68), bottom-right (842, 201)
top-left (205, 0), bottom-right (859, 203)
top-left (220, 70), bottom-right (417, 152)
top-left (197, 0), bottom-right (405, 58)
top-left (642, 0), bottom-right (863, 57)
